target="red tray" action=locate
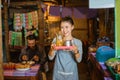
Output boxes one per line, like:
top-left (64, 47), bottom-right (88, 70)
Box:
top-left (54, 46), bottom-right (73, 50)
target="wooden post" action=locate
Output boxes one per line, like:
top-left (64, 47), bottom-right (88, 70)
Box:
top-left (3, 2), bottom-right (10, 61)
top-left (37, 0), bottom-right (45, 47)
top-left (0, 0), bottom-right (4, 79)
top-left (98, 9), bottom-right (106, 37)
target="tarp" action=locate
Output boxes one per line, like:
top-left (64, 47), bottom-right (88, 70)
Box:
top-left (49, 6), bottom-right (97, 18)
top-left (96, 46), bottom-right (115, 62)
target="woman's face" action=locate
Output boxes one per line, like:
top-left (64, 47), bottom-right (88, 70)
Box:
top-left (60, 21), bottom-right (74, 37)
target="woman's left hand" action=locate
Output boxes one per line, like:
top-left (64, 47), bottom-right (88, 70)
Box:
top-left (71, 45), bottom-right (78, 53)
top-left (71, 45), bottom-right (80, 58)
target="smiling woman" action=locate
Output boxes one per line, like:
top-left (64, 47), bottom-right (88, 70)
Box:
top-left (48, 16), bottom-right (83, 80)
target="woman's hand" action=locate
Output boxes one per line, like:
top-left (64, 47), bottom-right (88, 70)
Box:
top-left (48, 43), bottom-right (56, 57)
top-left (72, 45), bottom-right (80, 58)
top-left (71, 45), bottom-right (78, 53)
top-left (50, 43), bottom-right (57, 51)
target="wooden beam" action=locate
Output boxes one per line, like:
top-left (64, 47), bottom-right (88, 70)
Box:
top-left (65, 1), bottom-right (88, 7)
top-left (9, 1), bottom-right (39, 7)
top-left (0, 0), bottom-right (4, 79)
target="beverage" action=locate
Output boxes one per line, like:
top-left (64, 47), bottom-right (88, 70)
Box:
top-left (56, 32), bottom-right (63, 46)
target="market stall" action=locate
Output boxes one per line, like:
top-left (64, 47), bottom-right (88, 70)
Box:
top-left (1, 1), bottom-right (45, 80)
top-left (3, 0), bottom-right (45, 62)
top-left (87, 36), bottom-right (115, 80)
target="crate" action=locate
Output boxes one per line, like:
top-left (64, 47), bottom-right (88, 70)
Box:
top-left (108, 66), bottom-right (120, 80)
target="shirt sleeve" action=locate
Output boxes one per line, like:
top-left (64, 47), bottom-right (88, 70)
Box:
top-left (75, 39), bottom-right (83, 63)
top-left (19, 47), bottom-right (28, 62)
top-left (48, 51), bottom-right (56, 60)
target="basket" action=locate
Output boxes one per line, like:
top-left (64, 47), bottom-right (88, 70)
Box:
top-left (108, 66), bottom-right (120, 80)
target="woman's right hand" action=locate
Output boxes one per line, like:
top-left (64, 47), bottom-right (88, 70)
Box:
top-left (50, 43), bottom-right (56, 51)
top-left (48, 43), bottom-right (56, 57)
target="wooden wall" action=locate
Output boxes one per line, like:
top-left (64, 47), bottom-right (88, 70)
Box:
top-left (72, 17), bottom-right (88, 41)
top-left (47, 21), bottom-right (60, 39)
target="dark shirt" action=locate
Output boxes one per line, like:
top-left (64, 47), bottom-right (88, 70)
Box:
top-left (19, 45), bottom-right (47, 71)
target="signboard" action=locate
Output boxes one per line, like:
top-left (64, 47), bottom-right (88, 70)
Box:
top-left (89, 0), bottom-right (115, 8)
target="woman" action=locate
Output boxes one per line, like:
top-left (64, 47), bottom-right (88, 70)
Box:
top-left (48, 16), bottom-right (83, 80)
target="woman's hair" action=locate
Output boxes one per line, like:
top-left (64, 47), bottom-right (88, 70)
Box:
top-left (60, 16), bottom-right (74, 25)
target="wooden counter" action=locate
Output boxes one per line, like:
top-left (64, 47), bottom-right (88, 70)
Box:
top-left (88, 53), bottom-right (113, 80)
